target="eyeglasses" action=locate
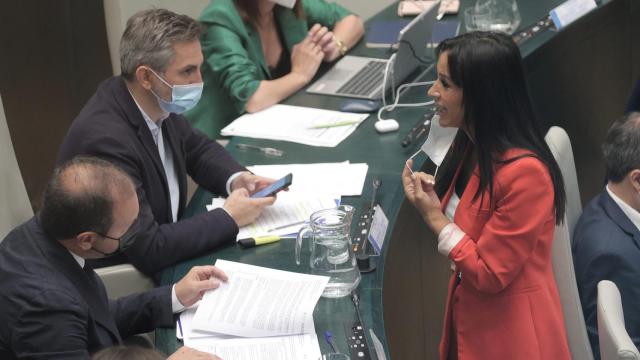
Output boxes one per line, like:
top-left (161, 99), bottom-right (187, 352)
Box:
top-left (97, 217), bottom-right (140, 251)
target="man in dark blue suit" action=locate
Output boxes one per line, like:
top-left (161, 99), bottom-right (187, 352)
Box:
top-left (573, 112), bottom-right (640, 359)
top-left (0, 157), bottom-right (222, 359)
top-left (57, 9), bottom-right (276, 276)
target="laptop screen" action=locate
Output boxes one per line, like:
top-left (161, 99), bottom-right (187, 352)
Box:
top-left (392, 4), bottom-right (439, 86)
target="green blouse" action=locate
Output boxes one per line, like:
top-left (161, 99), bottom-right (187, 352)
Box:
top-left (186, 0), bottom-right (352, 139)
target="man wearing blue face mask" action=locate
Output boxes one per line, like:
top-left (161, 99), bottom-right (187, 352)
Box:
top-left (57, 9), bottom-right (276, 277)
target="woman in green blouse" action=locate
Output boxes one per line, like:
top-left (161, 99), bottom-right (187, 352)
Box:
top-left (186, 0), bottom-right (364, 138)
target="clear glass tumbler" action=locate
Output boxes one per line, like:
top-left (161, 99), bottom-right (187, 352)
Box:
top-left (464, 5), bottom-right (493, 32)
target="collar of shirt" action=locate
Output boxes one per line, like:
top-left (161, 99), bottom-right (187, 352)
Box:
top-left (128, 90), bottom-right (170, 140)
top-left (68, 250), bottom-right (85, 268)
top-left (606, 185), bottom-right (640, 232)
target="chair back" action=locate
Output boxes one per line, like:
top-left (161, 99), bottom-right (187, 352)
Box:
top-left (545, 126), bottom-right (594, 360)
top-left (597, 280), bottom-right (640, 360)
top-left (0, 94), bottom-right (33, 240)
top-left (0, 95), bottom-right (152, 299)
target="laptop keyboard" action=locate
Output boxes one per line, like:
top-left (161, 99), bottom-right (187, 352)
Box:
top-left (336, 60), bottom-right (386, 97)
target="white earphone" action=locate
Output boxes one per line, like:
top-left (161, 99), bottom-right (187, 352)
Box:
top-left (375, 119), bottom-right (400, 133)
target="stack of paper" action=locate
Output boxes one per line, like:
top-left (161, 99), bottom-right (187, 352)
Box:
top-left (247, 162), bottom-right (369, 197)
top-left (177, 260), bottom-right (329, 360)
top-left (220, 104), bottom-right (369, 147)
top-left (208, 162), bottom-right (369, 240)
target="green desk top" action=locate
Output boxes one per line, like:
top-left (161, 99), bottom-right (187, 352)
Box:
top-left (155, 0), bottom-right (570, 357)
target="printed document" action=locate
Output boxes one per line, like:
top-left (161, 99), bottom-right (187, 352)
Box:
top-left (207, 196), bottom-right (339, 240)
top-left (180, 307), bottom-right (322, 360)
top-left (179, 260), bottom-right (328, 360)
top-left (192, 260), bottom-right (329, 337)
top-left (220, 104), bottom-right (368, 147)
top-left (247, 162), bottom-right (369, 197)
top-left (185, 333), bottom-right (321, 360)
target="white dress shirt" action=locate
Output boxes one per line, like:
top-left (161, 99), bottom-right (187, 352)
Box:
top-left (438, 191), bottom-right (466, 256)
top-left (129, 94), bottom-right (180, 223)
top-left (130, 92), bottom-right (242, 218)
top-left (607, 185), bottom-right (640, 232)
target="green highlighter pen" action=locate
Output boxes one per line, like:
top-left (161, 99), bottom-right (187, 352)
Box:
top-left (238, 235), bottom-right (281, 249)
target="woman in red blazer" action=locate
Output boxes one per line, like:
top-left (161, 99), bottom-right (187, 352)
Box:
top-left (402, 32), bottom-right (571, 359)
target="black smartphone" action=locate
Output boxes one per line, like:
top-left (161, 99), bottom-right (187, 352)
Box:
top-left (250, 173), bottom-right (293, 198)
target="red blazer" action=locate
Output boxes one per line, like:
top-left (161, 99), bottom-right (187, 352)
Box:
top-left (438, 149), bottom-right (571, 360)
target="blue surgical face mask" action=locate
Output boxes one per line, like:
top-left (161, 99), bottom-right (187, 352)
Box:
top-left (147, 68), bottom-right (203, 114)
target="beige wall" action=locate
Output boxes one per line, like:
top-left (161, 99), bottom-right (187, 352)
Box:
top-left (103, 0), bottom-right (394, 74)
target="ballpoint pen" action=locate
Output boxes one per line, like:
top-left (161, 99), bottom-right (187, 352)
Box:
top-left (266, 220), bottom-right (306, 233)
top-left (308, 120), bottom-right (361, 129)
top-left (235, 143), bottom-right (284, 157)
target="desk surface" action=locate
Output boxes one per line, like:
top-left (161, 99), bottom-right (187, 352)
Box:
top-left (155, 0), bottom-right (634, 358)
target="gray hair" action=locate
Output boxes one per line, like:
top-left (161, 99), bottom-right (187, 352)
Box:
top-left (119, 8), bottom-right (202, 80)
top-left (603, 112), bottom-right (640, 183)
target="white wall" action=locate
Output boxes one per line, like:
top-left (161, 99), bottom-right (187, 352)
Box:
top-left (103, 0), bottom-right (395, 74)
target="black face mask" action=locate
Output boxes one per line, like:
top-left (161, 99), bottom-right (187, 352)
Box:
top-left (91, 217), bottom-right (140, 258)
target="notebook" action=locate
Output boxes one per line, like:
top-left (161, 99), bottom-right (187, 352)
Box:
top-left (366, 19), bottom-right (460, 49)
top-left (365, 20), bottom-right (411, 48)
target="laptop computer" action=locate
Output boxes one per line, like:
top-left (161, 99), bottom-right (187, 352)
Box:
top-left (306, 3), bottom-right (439, 100)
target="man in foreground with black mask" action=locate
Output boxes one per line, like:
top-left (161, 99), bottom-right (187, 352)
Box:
top-left (0, 157), bottom-right (223, 359)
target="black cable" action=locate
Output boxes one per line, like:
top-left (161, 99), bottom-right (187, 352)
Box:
top-left (395, 39), bottom-right (434, 65)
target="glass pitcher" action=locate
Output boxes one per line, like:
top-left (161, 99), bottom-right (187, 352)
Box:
top-left (295, 205), bottom-right (361, 298)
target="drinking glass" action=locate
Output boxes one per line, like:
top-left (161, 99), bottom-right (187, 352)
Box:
top-left (473, 0), bottom-right (522, 34)
top-left (464, 5), bottom-right (493, 32)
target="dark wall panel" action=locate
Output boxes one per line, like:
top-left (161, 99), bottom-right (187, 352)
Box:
top-left (0, 0), bottom-right (112, 210)
top-left (631, 0), bottom-right (640, 82)
top-left (524, 0), bottom-right (632, 204)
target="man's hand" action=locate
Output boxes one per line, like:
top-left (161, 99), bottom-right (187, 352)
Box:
top-left (168, 346), bottom-right (222, 359)
top-left (231, 172), bottom-right (274, 195)
top-left (175, 265), bottom-right (228, 308)
top-left (223, 188), bottom-right (276, 227)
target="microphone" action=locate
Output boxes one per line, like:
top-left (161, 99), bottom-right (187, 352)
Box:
top-left (401, 109), bottom-right (434, 147)
top-left (355, 178), bottom-right (381, 273)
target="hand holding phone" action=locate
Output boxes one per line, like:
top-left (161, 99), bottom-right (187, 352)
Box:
top-left (250, 173), bottom-right (293, 198)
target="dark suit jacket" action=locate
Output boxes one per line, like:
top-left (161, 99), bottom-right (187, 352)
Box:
top-left (57, 76), bottom-right (245, 275)
top-left (0, 217), bottom-right (173, 359)
top-left (573, 189), bottom-right (640, 359)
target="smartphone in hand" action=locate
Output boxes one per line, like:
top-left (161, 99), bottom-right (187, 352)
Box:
top-left (250, 173), bottom-right (293, 198)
